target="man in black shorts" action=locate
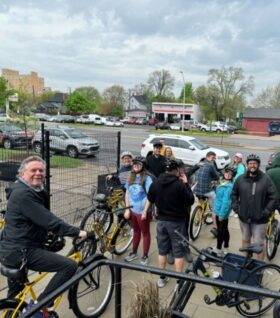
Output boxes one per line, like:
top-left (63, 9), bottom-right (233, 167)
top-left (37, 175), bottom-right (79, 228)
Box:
top-left (145, 158), bottom-right (194, 288)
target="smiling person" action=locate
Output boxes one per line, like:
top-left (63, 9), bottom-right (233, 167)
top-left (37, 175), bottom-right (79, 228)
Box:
top-left (231, 154), bottom-right (277, 260)
top-left (0, 156), bottom-right (87, 316)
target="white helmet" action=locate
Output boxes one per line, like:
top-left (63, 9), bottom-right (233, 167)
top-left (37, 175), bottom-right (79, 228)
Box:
top-left (121, 151), bottom-right (133, 159)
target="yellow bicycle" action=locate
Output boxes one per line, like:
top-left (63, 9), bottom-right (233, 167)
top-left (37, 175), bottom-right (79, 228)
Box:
top-left (0, 238), bottom-right (114, 318)
top-left (266, 210), bottom-right (280, 260)
top-left (189, 196), bottom-right (214, 241)
top-left (0, 210), bottom-right (5, 230)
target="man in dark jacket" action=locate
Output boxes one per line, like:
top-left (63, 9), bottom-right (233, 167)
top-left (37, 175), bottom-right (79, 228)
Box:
top-left (231, 154), bottom-right (277, 260)
top-left (0, 156), bottom-right (87, 310)
top-left (145, 158), bottom-right (194, 288)
top-left (266, 154), bottom-right (280, 205)
top-left (145, 142), bottom-right (166, 178)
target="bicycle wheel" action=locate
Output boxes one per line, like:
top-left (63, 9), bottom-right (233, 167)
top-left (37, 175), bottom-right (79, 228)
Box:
top-left (169, 280), bottom-right (195, 312)
top-left (67, 237), bottom-right (98, 261)
top-left (273, 300), bottom-right (280, 318)
top-left (69, 255), bottom-right (114, 318)
top-left (114, 221), bottom-right (134, 255)
top-left (236, 263), bottom-right (280, 317)
top-left (80, 208), bottom-right (113, 234)
top-left (189, 206), bottom-right (203, 241)
top-left (266, 220), bottom-right (279, 260)
top-left (0, 299), bottom-right (26, 317)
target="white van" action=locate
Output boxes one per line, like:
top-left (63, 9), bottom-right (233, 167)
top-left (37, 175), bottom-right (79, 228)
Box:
top-left (76, 114), bottom-right (102, 124)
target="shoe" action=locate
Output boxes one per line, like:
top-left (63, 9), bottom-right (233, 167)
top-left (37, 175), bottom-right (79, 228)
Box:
top-left (125, 252), bottom-right (138, 262)
top-left (140, 256), bottom-right (149, 266)
top-left (210, 227), bottom-right (218, 238)
top-left (157, 276), bottom-right (169, 288)
top-left (234, 214), bottom-right (239, 218)
top-left (167, 253), bottom-right (174, 265)
top-left (223, 248), bottom-right (229, 255)
top-left (229, 211), bottom-right (235, 217)
top-left (212, 247), bottom-right (222, 257)
top-left (24, 300), bottom-right (43, 318)
top-left (185, 246), bottom-right (193, 263)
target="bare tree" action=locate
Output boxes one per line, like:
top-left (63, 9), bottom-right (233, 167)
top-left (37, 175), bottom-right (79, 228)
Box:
top-left (147, 69), bottom-right (175, 97)
top-left (253, 82), bottom-right (280, 108)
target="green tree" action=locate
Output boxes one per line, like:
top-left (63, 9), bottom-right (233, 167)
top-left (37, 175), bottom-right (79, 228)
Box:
top-left (0, 77), bottom-right (11, 110)
top-left (101, 85), bottom-right (125, 116)
top-left (75, 86), bottom-right (101, 112)
top-left (253, 81), bottom-right (280, 109)
top-left (64, 92), bottom-right (95, 114)
top-left (207, 66), bottom-right (254, 120)
top-left (178, 82), bottom-right (194, 103)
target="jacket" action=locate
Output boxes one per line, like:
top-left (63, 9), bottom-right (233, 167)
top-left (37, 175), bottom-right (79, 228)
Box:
top-left (0, 180), bottom-right (80, 253)
top-left (213, 181), bottom-right (233, 219)
top-left (147, 173), bottom-right (194, 222)
top-left (266, 155), bottom-right (280, 200)
top-left (233, 162), bottom-right (246, 182)
top-left (231, 170), bottom-right (277, 224)
top-left (194, 159), bottom-right (220, 195)
top-left (146, 154), bottom-right (166, 178)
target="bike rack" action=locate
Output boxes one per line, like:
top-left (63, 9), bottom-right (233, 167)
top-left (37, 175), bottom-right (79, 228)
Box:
top-left (20, 257), bottom-right (280, 318)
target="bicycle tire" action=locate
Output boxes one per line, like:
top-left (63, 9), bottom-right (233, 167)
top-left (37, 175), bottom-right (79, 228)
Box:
top-left (0, 299), bottom-right (26, 317)
top-left (169, 280), bottom-right (195, 312)
top-left (69, 255), bottom-right (114, 318)
top-left (236, 263), bottom-right (280, 317)
top-left (113, 221), bottom-right (134, 255)
top-left (204, 211), bottom-right (214, 225)
top-left (189, 206), bottom-right (203, 241)
top-left (80, 208), bottom-right (113, 234)
top-left (273, 300), bottom-right (280, 318)
top-left (266, 220), bottom-right (279, 260)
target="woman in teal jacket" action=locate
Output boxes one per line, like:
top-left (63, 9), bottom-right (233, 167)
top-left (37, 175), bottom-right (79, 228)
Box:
top-left (213, 167), bottom-right (236, 255)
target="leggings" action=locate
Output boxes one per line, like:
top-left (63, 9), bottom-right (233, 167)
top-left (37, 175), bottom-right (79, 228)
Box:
top-left (131, 211), bottom-right (151, 256)
top-left (216, 216), bottom-right (230, 249)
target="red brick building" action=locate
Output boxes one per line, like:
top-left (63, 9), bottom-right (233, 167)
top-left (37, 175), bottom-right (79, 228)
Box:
top-left (243, 107), bottom-right (280, 135)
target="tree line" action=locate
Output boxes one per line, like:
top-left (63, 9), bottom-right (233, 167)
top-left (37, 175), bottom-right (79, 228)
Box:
top-left (1, 66), bottom-right (279, 122)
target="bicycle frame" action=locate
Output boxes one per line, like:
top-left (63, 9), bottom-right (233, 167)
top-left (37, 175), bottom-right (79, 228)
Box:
top-left (266, 211), bottom-right (277, 239)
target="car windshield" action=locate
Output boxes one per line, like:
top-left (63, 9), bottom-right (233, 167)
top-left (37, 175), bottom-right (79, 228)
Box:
top-left (189, 138), bottom-right (209, 150)
top-left (1, 125), bottom-right (22, 132)
top-left (65, 129), bottom-right (86, 138)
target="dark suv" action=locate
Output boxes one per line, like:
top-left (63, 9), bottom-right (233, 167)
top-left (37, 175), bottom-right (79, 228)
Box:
top-left (268, 121), bottom-right (280, 136)
top-left (0, 123), bottom-right (34, 149)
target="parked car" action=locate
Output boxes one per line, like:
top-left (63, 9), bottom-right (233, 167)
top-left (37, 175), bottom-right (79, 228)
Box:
top-left (128, 118), bottom-right (137, 124)
top-left (32, 126), bottom-right (99, 158)
top-left (268, 121), bottom-right (280, 136)
top-left (120, 117), bottom-right (131, 124)
top-left (140, 134), bottom-right (230, 169)
top-left (105, 120), bottom-right (124, 127)
top-left (34, 113), bottom-right (52, 121)
top-left (155, 121), bottom-right (170, 130)
top-left (0, 123), bottom-right (34, 149)
top-left (226, 124), bottom-right (238, 134)
top-left (136, 118), bottom-right (147, 125)
top-left (199, 123), bottom-right (228, 133)
top-left (0, 113), bottom-right (12, 122)
top-left (169, 122), bottom-right (191, 131)
top-left (147, 118), bottom-right (158, 125)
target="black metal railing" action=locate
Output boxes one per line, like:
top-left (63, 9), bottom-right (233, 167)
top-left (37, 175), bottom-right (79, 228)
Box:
top-left (20, 258), bottom-right (280, 318)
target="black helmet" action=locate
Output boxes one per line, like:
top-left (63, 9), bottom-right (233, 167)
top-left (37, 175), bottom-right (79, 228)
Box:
top-left (166, 158), bottom-right (182, 171)
top-left (246, 154), bottom-right (261, 164)
top-left (44, 233), bottom-right (66, 252)
top-left (225, 166), bottom-right (237, 178)
top-left (132, 156), bottom-right (146, 166)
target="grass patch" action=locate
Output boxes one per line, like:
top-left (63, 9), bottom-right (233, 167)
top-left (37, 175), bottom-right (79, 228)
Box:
top-left (148, 128), bottom-right (230, 138)
top-left (0, 149), bottom-right (85, 169)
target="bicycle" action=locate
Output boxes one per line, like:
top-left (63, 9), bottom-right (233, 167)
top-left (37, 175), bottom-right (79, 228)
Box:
top-left (0, 210), bottom-right (5, 230)
top-left (169, 230), bottom-right (280, 317)
top-left (189, 195), bottom-right (213, 241)
top-left (0, 238), bottom-right (114, 318)
top-left (266, 210), bottom-right (280, 260)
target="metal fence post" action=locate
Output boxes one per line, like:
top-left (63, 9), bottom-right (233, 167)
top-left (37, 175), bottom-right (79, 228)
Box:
top-left (45, 130), bottom-right (51, 210)
top-left (115, 265), bottom-right (122, 318)
top-left (117, 131), bottom-right (121, 173)
top-left (41, 123), bottom-right (45, 160)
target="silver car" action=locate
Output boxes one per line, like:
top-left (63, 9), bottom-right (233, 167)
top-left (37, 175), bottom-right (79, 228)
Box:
top-left (32, 126), bottom-right (99, 158)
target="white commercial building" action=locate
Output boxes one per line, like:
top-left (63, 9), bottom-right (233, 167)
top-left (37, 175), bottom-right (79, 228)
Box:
top-left (152, 102), bottom-right (202, 122)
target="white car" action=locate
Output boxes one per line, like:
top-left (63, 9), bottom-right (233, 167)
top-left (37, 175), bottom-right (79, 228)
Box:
top-left (105, 120), bottom-right (124, 127)
top-left (169, 122), bottom-right (190, 131)
top-left (200, 123), bottom-right (228, 133)
top-left (140, 134), bottom-right (230, 169)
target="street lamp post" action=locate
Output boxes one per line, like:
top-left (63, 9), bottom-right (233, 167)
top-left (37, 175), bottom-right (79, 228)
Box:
top-left (180, 71), bottom-right (186, 132)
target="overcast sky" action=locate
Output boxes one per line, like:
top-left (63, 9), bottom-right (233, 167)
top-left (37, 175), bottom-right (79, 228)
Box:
top-left (0, 0), bottom-right (279, 100)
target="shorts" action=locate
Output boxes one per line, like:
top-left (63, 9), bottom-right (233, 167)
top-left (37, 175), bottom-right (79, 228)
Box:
top-left (239, 220), bottom-right (267, 246)
top-left (156, 220), bottom-right (186, 258)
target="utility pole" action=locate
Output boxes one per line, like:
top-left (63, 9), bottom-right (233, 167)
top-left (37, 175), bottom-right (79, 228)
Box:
top-left (180, 71), bottom-right (186, 132)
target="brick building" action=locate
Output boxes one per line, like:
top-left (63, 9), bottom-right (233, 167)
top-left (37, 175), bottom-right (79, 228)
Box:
top-left (1, 68), bottom-right (45, 96)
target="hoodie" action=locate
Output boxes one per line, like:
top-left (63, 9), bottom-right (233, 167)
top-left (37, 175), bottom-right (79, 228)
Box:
top-left (267, 155), bottom-right (280, 200)
top-left (0, 180), bottom-right (79, 253)
top-left (147, 173), bottom-right (194, 221)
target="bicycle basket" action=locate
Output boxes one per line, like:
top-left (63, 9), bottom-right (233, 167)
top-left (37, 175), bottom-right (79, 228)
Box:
top-left (222, 253), bottom-right (265, 297)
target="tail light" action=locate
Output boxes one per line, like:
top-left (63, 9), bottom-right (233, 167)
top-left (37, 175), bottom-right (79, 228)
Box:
top-left (141, 143), bottom-right (146, 148)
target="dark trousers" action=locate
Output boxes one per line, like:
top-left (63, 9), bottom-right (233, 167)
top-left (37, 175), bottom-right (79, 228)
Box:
top-left (3, 248), bottom-right (78, 301)
top-left (216, 216), bottom-right (230, 249)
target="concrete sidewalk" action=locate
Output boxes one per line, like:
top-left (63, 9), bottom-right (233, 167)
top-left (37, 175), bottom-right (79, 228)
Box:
top-left (1, 212), bottom-right (278, 318)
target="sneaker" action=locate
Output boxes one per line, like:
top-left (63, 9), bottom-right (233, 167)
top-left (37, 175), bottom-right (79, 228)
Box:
top-left (234, 214), bottom-right (239, 218)
top-left (157, 276), bottom-right (169, 288)
top-left (167, 253), bottom-right (174, 265)
top-left (185, 246), bottom-right (193, 263)
top-left (223, 248), bottom-right (229, 255)
top-left (140, 256), bottom-right (149, 266)
top-left (212, 247), bottom-right (222, 257)
top-left (125, 252), bottom-right (138, 262)
top-left (210, 227), bottom-right (218, 238)
top-left (229, 210), bottom-right (235, 217)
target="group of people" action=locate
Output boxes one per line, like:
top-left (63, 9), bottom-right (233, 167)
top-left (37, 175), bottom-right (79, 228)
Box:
top-left (0, 139), bottom-right (279, 314)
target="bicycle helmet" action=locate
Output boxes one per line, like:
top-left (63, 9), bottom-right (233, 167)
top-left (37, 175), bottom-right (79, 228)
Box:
top-left (165, 158), bottom-right (182, 171)
top-left (121, 151), bottom-right (133, 159)
top-left (132, 156), bottom-right (146, 166)
top-left (44, 233), bottom-right (66, 252)
top-left (224, 166), bottom-right (237, 179)
top-left (246, 154), bottom-right (261, 164)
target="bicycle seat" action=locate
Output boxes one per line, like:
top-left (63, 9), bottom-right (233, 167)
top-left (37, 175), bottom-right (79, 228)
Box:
top-left (94, 193), bottom-right (107, 203)
top-left (239, 245), bottom-right (263, 255)
top-left (0, 263), bottom-right (27, 282)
